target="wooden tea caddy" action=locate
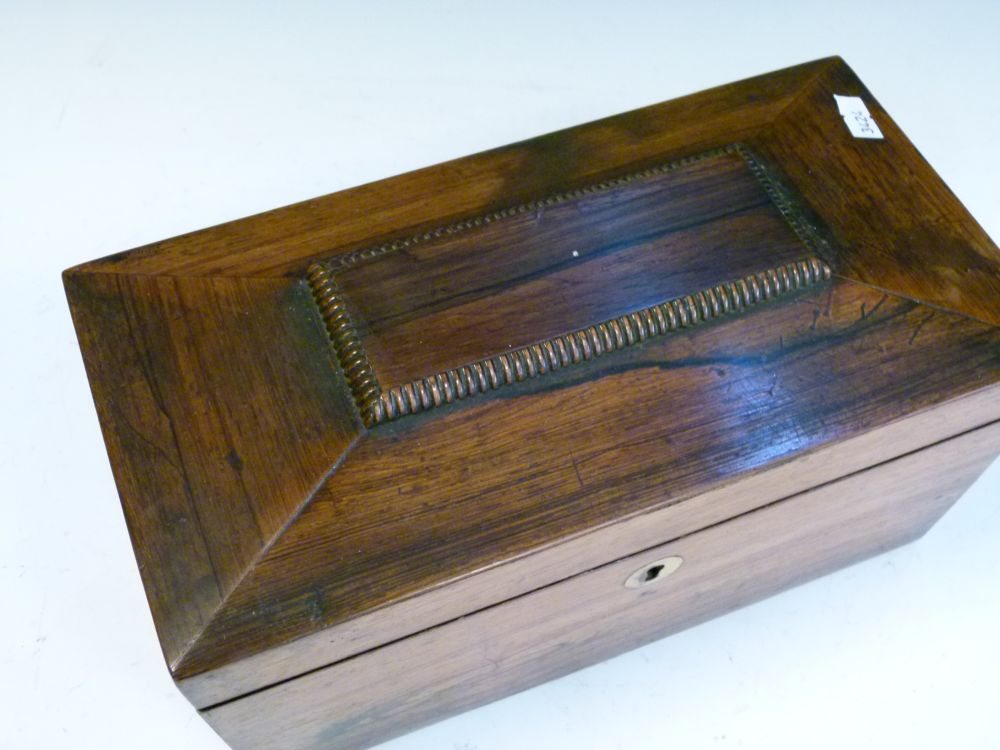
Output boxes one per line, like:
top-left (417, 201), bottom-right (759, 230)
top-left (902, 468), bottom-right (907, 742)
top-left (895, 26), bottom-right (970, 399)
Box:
top-left (65, 57), bottom-right (1000, 750)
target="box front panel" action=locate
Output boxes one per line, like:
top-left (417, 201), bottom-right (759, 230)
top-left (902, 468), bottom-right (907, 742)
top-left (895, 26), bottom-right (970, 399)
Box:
top-left (204, 421), bottom-right (1000, 750)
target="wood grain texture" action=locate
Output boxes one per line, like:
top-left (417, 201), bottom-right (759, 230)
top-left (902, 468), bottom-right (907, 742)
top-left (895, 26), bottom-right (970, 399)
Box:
top-left (754, 62), bottom-right (1000, 326)
top-left (204, 420), bottom-right (1000, 750)
top-left (63, 272), bottom-right (359, 667)
top-left (64, 54), bottom-right (1000, 740)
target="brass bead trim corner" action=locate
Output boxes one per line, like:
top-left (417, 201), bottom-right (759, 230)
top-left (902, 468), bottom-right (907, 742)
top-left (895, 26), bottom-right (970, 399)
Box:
top-left (366, 257), bottom-right (831, 425)
top-left (736, 145), bottom-right (831, 260)
top-left (307, 263), bottom-right (382, 427)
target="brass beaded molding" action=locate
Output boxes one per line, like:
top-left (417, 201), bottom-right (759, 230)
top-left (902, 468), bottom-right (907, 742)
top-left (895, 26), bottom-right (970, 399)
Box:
top-left (325, 144), bottom-right (744, 273)
top-left (306, 263), bottom-right (382, 417)
top-left (307, 144), bottom-right (832, 427)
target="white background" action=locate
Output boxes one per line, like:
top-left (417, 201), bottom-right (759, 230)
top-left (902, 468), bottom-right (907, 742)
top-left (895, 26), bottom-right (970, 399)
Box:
top-left (3, 2), bottom-right (999, 749)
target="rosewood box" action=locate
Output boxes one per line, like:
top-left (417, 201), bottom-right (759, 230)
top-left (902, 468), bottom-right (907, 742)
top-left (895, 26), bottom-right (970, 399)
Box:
top-left (65, 57), bottom-right (1000, 750)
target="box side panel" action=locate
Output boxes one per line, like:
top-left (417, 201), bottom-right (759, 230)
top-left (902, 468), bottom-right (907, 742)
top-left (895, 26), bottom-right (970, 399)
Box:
top-left (203, 420), bottom-right (1000, 750)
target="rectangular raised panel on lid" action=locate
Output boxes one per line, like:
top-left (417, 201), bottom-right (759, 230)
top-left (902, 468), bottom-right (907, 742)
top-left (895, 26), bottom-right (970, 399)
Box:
top-left (310, 145), bottom-right (830, 425)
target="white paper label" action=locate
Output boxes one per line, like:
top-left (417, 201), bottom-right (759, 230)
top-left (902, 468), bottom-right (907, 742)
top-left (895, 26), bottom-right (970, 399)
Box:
top-left (833, 94), bottom-right (883, 139)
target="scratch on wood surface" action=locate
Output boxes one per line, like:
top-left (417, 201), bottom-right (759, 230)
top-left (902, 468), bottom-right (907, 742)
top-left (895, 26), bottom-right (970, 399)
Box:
top-left (909, 312), bottom-right (935, 345)
top-left (860, 295), bottom-right (891, 321)
top-left (568, 448), bottom-right (585, 489)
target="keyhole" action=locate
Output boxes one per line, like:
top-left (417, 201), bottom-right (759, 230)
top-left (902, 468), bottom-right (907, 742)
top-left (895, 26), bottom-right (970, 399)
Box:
top-left (643, 564), bottom-right (665, 582)
top-left (624, 556), bottom-right (683, 589)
